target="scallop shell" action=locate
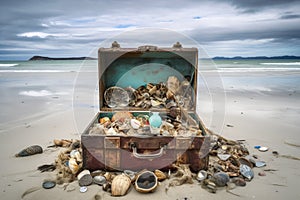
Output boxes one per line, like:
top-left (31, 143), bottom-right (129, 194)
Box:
top-left (135, 171), bottom-right (158, 193)
top-left (15, 145), bottom-right (43, 157)
top-left (111, 174), bottom-right (131, 196)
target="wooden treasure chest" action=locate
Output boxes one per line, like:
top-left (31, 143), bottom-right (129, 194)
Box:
top-left (81, 42), bottom-right (210, 172)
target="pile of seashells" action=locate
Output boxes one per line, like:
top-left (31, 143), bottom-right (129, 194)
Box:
top-left (52, 131), bottom-right (266, 195)
top-left (104, 76), bottom-right (194, 110)
top-left (88, 110), bottom-right (202, 137)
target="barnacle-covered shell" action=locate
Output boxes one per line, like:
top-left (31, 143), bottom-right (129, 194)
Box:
top-left (111, 174), bottom-right (131, 196)
top-left (135, 171), bottom-right (158, 193)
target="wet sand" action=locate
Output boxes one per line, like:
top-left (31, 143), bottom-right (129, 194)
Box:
top-left (0, 71), bottom-right (300, 199)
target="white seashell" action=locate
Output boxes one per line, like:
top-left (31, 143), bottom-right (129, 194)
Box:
top-left (197, 170), bottom-right (207, 181)
top-left (259, 146), bottom-right (269, 152)
top-left (93, 175), bottom-right (106, 185)
top-left (217, 154), bottom-right (231, 161)
top-left (130, 119), bottom-right (141, 130)
top-left (106, 127), bottom-right (117, 135)
top-left (240, 164), bottom-right (254, 180)
top-left (255, 161), bottom-right (266, 168)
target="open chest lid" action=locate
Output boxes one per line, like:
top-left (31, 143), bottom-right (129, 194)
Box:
top-left (98, 42), bottom-right (198, 112)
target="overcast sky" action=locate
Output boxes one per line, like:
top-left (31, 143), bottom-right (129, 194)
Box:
top-left (1, 0), bottom-right (300, 60)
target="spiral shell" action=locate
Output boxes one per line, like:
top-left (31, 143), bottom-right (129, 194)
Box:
top-left (111, 174), bottom-right (131, 196)
top-left (15, 145), bottom-right (43, 157)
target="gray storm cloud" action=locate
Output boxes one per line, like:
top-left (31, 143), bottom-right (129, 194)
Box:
top-left (0, 0), bottom-right (299, 59)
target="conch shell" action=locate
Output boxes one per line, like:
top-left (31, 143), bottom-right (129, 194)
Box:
top-left (135, 171), bottom-right (158, 193)
top-left (111, 174), bottom-right (131, 196)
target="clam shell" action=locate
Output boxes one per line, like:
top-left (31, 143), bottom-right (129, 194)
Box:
top-left (240, 164), bottom-right (254, 180)
top-left (42, 181), bottom-right (56, 189)
top-left (135, 171), bottom-right (158, 193)
top-left (111, 174), bottom-right (131, 196)
top-left (255, 161), bottom-right (266, 168)
top-left (15, 145), bottom-right (43, 157)
top-left (197, 170), bottom-right (207, 181)
top-left (259, 146), bottom-right (269, 152)
top-left (213, 172), bottom-right (230, 187)
top-left (93, 175), bottom-right (106, 185)
top-left (239, 157), bottom-right (253, 168)
top-left (217, 153), bottom-right (231, 161)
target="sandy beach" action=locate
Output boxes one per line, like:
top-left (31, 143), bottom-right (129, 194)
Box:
top-left (0, 70), bottom-right (299, 200)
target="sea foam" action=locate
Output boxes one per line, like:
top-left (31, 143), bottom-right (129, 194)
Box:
top-left (0, 63), bottom-right (19, 67)
top-left (19, 90), bottom-right (53, 97)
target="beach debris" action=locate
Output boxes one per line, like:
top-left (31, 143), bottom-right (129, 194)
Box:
top-left (130, 119), bottom-right (141, 129)
top-left (93, 175), bottom-right (106, 185)
top-left (226, 124), bottom-right (234, 128)
top-left (99, 117), bottom-right (110, 124)
top-left (80, 186), bottom-right (88, 193)
top-left (68, 158), bottom-right (80, 174)
top-left (254, 145), bottom-right (261, 149)
top-left (103, 182), bottom-right (112, 193)
top-left (231, 177), bottom-right (246, 187)
top-left (240, 164), bottom-right (254, 181)
top-left (135, 171), bottom-right (158, 193)
top-left (272, 151), bottom-right (279, 157)
top-left (37, 164), bottom-right (56, 172)
top-left (169, 164), bottom-right (193, 186)
top-left (212, 172), bottom-right (230, 187)
top-left (21, 187), bottom-right (42, 199)
top-left (15, 145), bottom-right (43, 157)
top-left (78, 170), bottom-right (93, 186)
top-left (124, 170), bottom-right (136, 182)
top-left (258, 146), bottom-right (269, 152)
top-left (201, 179), bottom-right (217, 193)
top-left (70, 150), bottom-right (82, 162)
top-left (42, 180), bottom-right (56, 189)
top-left (111, 111), bottom-right (133, 122)
top-left (154, 169), bottom-right (167, 181)
top-left (217, 154), bottom-right (231, 161)
top-left (258, 171), bottom-right (266, 176)
top-left (196, 170), bottom-right (207, 182)
top-left (255, 161), bottom-right (266, 168)
top-left (239, 157), bottom-right (253, 168)
top-left (111, 174), bottom-right (131, 196)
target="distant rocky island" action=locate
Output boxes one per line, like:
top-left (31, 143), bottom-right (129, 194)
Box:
top-left (29, 56), bottom-right (96, 61)
top-left (29, 55), bottom-right (300, 61)
top-left (212, 55), bottom-right (300, 60)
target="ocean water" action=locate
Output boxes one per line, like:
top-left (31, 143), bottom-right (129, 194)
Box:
top-left (0, 59), bottom-right (299, 132)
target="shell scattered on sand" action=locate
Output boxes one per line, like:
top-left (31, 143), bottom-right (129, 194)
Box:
top-left (15, 145), bottom-right (43, 157)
